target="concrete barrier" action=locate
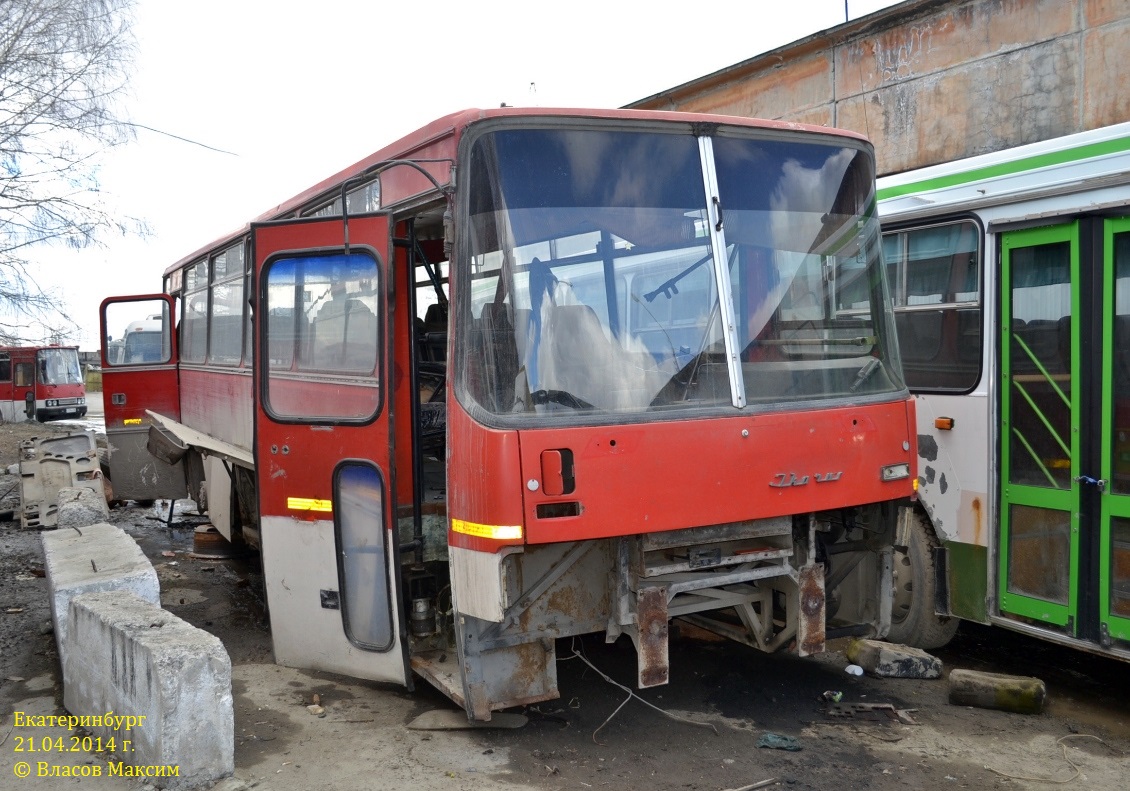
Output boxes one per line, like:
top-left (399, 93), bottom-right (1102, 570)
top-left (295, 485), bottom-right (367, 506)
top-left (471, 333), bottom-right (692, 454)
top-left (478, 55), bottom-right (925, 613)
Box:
top-left (42, 522), bottom-right (160, 668)
top-left (56, 486), bottom-right (111, 529)
top-left (63, 591), bottom-right (234, 789)
top-left (846, 638), bottom-right (943, 679)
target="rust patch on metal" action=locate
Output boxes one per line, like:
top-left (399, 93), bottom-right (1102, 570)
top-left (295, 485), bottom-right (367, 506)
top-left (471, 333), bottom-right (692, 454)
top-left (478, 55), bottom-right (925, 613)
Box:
top-left (797, 566), bottom-right (826, 657)
top-left (467, 681), bottom-right (492, 722)
top-left (637, 586), bottom-right (669, 688)
top-left (971, 497), bottom-right (983, 546)
top-left (547, 582), bottom-right (586, 621)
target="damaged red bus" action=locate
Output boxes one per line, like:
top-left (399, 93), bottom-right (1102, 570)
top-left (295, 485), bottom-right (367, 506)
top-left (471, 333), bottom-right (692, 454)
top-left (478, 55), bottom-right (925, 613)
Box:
top-left (0, 345), bottom-right (87, 422)
top-left (100, 108), bottom-right (916, 720)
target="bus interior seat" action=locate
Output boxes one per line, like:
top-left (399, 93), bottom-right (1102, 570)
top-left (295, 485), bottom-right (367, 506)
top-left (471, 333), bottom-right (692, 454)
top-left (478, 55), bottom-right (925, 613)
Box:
top-left (419, 302), bottom-right (448, 363)
top-left (423, 302), bottom-right (447, 332)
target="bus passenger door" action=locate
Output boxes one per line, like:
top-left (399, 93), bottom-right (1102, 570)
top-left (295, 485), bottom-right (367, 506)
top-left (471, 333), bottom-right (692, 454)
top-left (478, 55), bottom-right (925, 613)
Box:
top-left (1000, 224), bottom-right (1081, 632)
top-left (1100, 217), bottom-right (1130, 644)
top-left (99, 295), bottom-right (187, 501)
top-left (252, 214), bottom-right (410, 686)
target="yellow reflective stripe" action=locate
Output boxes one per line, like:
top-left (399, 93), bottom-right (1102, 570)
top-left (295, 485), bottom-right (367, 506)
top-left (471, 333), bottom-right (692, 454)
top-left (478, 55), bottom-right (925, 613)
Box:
top-left (123, 418), bottom-right (142, 425)
top-left (287, 497), bottom-right (333, 513)
top-left (451, 518), bottom-right (522, 541)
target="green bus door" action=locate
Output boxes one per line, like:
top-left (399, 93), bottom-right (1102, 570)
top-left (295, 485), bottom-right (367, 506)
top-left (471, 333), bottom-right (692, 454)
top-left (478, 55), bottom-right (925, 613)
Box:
top-left (1100, 218), bottom-right (1130, 644)
top-left (1001, 218), bottom-right (1130, 646)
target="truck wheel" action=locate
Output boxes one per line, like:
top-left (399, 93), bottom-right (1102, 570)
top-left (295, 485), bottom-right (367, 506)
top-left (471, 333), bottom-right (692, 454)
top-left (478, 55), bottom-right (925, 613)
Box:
top-left (886, 512), bottom-right (959, 649)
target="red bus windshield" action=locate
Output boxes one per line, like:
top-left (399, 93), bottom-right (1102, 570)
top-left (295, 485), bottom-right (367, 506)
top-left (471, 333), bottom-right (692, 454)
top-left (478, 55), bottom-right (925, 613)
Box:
top-left (458, 124), bottom-right (903, 421)
top-left (37, 347), bottom-right (83, 386)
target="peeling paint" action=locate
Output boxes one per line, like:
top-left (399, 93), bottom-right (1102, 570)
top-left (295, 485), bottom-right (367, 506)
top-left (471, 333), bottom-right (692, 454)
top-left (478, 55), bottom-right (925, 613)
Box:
top-left (924, 465), bottom-right (936, 485)
top-left (939, 472), bottom-right (948, 495)
top-left (918, 434), bottom-right (939, 462)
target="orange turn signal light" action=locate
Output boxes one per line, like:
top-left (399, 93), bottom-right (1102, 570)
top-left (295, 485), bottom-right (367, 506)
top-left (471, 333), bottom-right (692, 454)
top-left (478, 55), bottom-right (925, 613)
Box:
top-left (934, 417), bottom-right (955, 431)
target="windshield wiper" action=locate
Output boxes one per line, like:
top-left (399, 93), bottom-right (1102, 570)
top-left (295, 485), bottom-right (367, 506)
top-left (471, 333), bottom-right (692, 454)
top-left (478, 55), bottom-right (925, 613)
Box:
top-left (531, 389), bottom-right (596, 411)
top-left (642, 252), bottom-right (713, 302)
top-left (849, 358), bottom-right (883, 393)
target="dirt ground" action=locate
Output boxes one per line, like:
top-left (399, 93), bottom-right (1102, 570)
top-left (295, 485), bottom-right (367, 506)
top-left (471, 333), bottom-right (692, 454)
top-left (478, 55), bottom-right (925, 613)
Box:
top-left (2, 415), bottom-right (1129, 790)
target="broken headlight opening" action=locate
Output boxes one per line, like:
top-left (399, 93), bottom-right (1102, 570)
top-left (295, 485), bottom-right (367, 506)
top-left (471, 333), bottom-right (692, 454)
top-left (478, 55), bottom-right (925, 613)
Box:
top-left (880, 462), bottom-right (910, 481)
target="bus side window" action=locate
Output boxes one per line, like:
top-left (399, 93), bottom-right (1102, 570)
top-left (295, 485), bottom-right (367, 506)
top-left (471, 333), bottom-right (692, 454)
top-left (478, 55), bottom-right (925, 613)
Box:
top-left (889, 221), bottom-right (982, 392)
top-left (0, 353), bottom-right (10, 381)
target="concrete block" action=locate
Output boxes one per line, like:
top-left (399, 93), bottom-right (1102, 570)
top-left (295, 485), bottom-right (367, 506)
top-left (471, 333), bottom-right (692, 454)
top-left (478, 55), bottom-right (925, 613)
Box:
top-left (63, 591), bottom-right (234, 789)
top-left (42, 522), bottom-right (159, 667)
top-left (846, 638), bottom-right (942, 679)
top-left (56, 486), bottom-right (111, 529)
top-left (948, 668), bottom-right (1047, 714)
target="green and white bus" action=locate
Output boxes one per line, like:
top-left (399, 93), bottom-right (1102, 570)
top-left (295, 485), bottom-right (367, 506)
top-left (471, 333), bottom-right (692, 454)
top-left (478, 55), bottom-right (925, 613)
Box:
top-left (878, 122), bottom-right (1130, 659)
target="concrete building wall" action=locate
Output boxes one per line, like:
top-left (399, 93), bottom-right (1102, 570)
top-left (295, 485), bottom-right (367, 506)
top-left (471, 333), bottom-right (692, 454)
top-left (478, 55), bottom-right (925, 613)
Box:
top-left (629, 0), bottom-right (1130, 176)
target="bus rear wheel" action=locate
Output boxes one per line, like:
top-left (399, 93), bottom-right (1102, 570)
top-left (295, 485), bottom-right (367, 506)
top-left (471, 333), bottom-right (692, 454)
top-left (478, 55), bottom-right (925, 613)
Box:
top-left (886, 511), bottom-right (959, 649)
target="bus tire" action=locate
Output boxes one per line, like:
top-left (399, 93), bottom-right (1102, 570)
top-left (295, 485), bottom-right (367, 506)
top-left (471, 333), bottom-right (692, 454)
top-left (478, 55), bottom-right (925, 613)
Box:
top-left (886, 511), bottom-right (959, 649)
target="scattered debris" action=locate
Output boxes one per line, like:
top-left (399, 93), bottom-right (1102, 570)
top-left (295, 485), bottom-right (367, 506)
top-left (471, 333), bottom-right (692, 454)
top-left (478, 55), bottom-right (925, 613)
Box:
top-left (846, 638), bottom-right (942, 679)
top-left (826, 702), bottom-right (918, 725)
top-left (758, 733), bottom-right (801, 751)
top-left (844, 664), bottom-right (863, 676)
top-left (821, 690), bottom-right (843, 703)
top-left (722, 780), bottom-right (778, 791)
top-left (948, 668), bottom-right (1046, 714)
top-left (306, 705), bottom-right (325, 717)
top-left (190, 524), bottom-right (246, 559)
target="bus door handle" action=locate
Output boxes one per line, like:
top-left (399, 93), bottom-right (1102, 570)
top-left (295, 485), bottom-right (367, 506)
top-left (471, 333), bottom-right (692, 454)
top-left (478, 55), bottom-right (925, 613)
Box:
top-left (540, 449), bottom-right (575, 497)
top-left (1073, 475), bottom-right (1106, 491)
top-left (112, 393), bottom-right (127, 405)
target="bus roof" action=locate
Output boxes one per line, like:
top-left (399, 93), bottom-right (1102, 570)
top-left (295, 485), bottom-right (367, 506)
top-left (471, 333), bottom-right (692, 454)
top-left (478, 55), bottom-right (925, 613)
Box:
top-left (877, 121), bottom-right (1130, 221)
top-left (163, 107), bottom-right (870, 278)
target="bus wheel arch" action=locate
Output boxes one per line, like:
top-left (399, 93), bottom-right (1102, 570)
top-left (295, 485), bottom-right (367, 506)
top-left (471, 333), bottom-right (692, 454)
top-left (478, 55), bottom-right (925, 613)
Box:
top-left (886, 507), bottom-right (959, 649)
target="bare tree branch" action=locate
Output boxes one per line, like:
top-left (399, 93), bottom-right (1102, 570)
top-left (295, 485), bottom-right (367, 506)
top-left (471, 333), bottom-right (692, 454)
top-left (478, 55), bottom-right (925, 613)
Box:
top-left (1, 0), bottom-right (142, 344)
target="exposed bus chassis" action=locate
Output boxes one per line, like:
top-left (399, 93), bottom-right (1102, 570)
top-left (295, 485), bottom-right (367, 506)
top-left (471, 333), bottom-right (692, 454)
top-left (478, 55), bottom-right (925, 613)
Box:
top-left (407, 504), bottom-right (895, 720)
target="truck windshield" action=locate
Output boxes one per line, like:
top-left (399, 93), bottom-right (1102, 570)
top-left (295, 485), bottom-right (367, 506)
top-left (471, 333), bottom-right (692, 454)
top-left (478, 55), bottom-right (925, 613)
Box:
top-left (458, 124), bottom-right (903, 419)
top-left (37, 348), bottom-right (83, 386)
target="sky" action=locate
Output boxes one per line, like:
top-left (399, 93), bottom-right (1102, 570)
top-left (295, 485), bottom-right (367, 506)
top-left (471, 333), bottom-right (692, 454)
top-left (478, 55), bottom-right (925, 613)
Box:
top-left (32, 0), bottom-right (904, 349)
